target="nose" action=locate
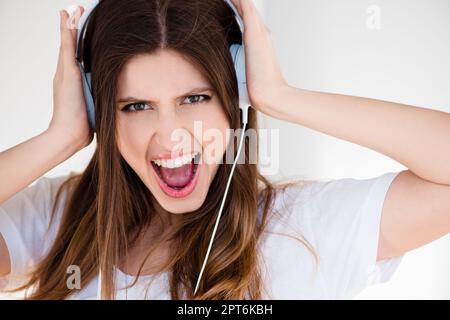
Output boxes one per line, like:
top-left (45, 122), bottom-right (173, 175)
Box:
top-left (153, 107), bottom-right (189, 152)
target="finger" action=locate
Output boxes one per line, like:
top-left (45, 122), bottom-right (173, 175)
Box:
top-left (69, 6), bottom-right (84, 52)
top-left (60, 10), bottom-right (74, 54)
top-left (59, 9), bottom-right (78, 68)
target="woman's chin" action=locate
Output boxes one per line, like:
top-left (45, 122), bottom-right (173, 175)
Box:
top-left (155, 192), bottom-right (206, 214)
top-left (149, 176), bottom-right (209, 214)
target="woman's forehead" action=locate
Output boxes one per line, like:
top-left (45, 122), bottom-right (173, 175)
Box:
top-left (116, 50), bottom-right (211, 99)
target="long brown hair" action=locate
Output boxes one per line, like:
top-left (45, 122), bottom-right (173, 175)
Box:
top-left (9, 0), bottom-right (316, 299)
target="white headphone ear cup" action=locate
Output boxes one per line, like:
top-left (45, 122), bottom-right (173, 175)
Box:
top-left (230, 44), bottom-right (246, 85)
top-left (230, 44), bottom-right (250, 121)
top-left (82, 72), bottom-right (96, 131)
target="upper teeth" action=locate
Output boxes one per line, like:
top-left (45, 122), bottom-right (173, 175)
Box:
top-left (152, 153), bottom-right (197, 169)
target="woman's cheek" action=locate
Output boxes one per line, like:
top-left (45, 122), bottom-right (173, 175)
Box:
top-left (186, 104), bottom-right (230, 165)
top-left (116, 114), bottom-right (154, 159)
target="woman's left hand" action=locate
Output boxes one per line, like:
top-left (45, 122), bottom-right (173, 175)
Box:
top-left (228, 0), bottom-right (288, 116)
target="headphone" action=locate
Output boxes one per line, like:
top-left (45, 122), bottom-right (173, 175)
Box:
top-left (75, 0), bottom-right (250, 132)
top-left (74, 0), bottom-right (250, 299)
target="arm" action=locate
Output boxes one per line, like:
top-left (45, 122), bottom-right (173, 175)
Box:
top-left (260, 85), bottom-right (450, 185)
top-left (260, 85), bottom-right (450, 260)
top-left (0, 6), bottom-right (90, 277)
top-left (0, 5), bottom-right (89, 210)
top-left (0, 129), bottom-right (83, 205)
top-left (232, 0), bottom-right (450, 261)
top-left (0, 129), bottom-right (83, 277)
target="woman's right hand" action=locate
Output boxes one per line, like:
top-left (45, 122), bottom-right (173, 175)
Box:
top-left (48, 6), bottom-right (93, 150)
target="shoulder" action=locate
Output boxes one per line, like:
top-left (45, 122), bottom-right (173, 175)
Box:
top-left (0, 173), bottom-right (79, 281)
top-left (259, 171), bottom-right (401, 232)
top-left (0, 174), bottom-right (73, 214)
top-left (0, 173), bottom-right (79, 236)
top-left (257, 172), bottom-right (403, 298)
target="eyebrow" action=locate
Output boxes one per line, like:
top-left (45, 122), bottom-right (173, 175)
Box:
top-left (117, 86), bottom-right (215, 104)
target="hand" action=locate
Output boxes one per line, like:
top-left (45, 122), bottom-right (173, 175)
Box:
top-left (228, 0), bottom-right (288, 117)
top-left (49, 6), bottom-right (93, 150)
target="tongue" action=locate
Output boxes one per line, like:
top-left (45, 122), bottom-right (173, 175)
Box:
top-left (159, 162), bottom-right (194, 188)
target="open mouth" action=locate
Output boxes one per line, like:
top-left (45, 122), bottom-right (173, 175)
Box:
top-left (150, 152), bottom-right (201, 198)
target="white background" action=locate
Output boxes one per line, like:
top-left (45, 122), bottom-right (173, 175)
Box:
top-left (0, 0), bottom-right (449, 299)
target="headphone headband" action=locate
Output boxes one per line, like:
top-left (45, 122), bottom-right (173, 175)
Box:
top-left (76, 0), bottom-right (243, 62)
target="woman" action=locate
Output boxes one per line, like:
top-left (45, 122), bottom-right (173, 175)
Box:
top-left (0, 0), bottom-right (449, 300)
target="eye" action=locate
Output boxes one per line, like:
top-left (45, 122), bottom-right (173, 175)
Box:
top-left (122, 102), bottom-right (152, 113)
top-left (183, 94), bottom-right (211, 105)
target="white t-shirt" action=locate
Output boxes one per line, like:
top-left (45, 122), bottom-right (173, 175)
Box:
top-left (0, 171), bottom-right (404, 299)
